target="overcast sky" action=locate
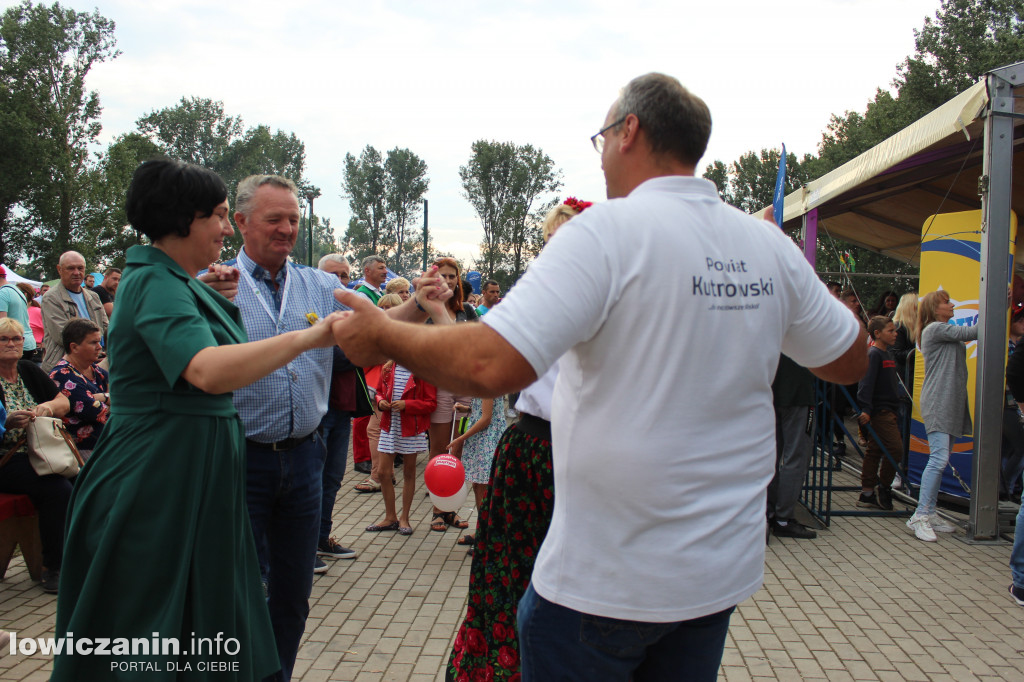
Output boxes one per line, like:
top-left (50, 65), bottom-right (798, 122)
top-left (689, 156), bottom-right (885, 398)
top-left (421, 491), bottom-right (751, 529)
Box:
top-left (9, 0), bottom-right (943, 268)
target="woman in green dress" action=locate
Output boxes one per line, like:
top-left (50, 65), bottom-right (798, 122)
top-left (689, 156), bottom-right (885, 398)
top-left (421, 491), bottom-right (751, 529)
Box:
top-left (53, 160), bottom-right (342, 681)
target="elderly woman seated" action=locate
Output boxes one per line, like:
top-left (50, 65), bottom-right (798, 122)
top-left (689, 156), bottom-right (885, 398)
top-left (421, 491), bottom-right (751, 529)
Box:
top-left (0, 318), bottom-right (71, 594)
top-left (48, 318), bottom-right (110, 459)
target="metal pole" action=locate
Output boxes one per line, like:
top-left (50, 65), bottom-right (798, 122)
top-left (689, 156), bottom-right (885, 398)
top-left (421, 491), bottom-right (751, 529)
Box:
top-left (307, 195), bottom-right (315, 267)
top-left (971, 68), bottom-right (1018, 540)
top-left (422, 199), bottom-right (429, 272)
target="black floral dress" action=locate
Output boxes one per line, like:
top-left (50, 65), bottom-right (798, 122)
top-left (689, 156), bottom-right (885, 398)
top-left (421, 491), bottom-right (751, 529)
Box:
top-left (447, 423), bottom-right (555, 682)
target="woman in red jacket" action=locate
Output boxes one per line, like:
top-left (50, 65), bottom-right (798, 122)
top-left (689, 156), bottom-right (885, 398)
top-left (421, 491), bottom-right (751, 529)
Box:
top-left (366, 359), bottom-right (437, 535)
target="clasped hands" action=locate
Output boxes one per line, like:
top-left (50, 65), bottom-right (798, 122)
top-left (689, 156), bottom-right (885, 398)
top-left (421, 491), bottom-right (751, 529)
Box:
top-left (5, 404), bottom-right (52, 429)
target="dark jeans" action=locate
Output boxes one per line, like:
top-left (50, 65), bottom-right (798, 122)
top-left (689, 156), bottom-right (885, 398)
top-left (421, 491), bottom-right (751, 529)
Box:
top-left (859, 409), bottom-right (901, 490)
top-left (318, 409), bottom-right (352, 543)
top-left (0, 451), bottom-right (72, 571)
top-left (246, 436), bottom-right (325, 682)
top-left (517, 583), bottom-right (734, 682)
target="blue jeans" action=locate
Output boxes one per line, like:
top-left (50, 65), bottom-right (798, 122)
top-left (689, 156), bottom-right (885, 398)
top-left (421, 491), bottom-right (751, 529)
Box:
top-left (318, 408), bottom-right (352, 543)
top-left (246, 436), bottom-right (325, 682)
top-left (1012, 470), bottom-right (1024, 588)
top-left (917, 431), bottom-right (952, 516)
top-left (517, 583), bottom-right (734, 682)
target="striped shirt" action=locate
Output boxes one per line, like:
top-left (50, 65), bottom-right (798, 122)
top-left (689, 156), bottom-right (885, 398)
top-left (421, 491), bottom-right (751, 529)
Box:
top-left (220, 249), bottom-right (348, 442)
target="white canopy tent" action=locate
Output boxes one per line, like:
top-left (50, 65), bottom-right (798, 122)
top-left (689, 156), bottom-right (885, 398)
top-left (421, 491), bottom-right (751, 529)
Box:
top-left (760, 61), bottom-right (1024, 540)
top-left (0, 265), bottom-right (42, 289)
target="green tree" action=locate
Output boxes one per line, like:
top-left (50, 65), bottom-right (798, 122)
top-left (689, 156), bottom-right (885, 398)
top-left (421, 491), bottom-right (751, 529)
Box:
top-left (341, 146), bottom-right (429, 274)
top-left (341, 146), bottom-right (389, 259)
top-left (459, 140), bottom-right (562, 282)
top-left (701, 148), bottom-right (810, 213)
top-left (135, 97), bottom-right (313, 258)
top-left (83, 132), bottom-right (163, 268)
top-left (384, 148), bottom-right (429, 274)
top-left (0, 1), bottom-right (120, 274)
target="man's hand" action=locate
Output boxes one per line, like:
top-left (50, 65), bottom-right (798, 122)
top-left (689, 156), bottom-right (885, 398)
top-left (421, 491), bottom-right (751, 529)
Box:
top-left (332, 289), bottom-right (392, 366)
top-left (857, 412), bottom-right (870, 425)
top-left (198, 263), bottom-right (241, 301)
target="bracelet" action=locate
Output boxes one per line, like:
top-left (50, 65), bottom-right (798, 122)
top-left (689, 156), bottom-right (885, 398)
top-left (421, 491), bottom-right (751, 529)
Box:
top-left (415, 299), bottom-right (427, 313)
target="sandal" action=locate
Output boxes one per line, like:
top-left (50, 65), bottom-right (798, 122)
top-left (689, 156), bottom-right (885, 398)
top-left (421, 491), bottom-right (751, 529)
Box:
top-left (456, 534), bottom-right (476, 546)
top-left (430, 513), bottom-right (448, 532)
top-left (398, 526), bottom-right (413, 536)
top-left (365, 521), bottom-right (399, 532)
top-left (443, 512), bottom-right (469, 530)
top-left (354, 478), bottom-right (381, 493)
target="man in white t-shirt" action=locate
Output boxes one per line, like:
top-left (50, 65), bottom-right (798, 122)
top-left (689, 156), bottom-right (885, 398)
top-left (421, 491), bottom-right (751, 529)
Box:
top-left (330, 73), bottom-right (866, 681)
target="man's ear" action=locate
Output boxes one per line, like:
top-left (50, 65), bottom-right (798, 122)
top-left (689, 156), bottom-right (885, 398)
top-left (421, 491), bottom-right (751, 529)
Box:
top-left (618, 113), bottom-right (641, 153)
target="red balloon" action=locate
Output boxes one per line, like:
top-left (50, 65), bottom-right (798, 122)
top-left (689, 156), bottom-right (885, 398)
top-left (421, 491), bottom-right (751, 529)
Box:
top-left (424, 454), bottom-right (466, 497)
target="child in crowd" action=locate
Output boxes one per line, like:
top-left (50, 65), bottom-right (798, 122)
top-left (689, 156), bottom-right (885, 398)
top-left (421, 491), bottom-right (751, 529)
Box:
top-left (447, 394), bottom-right (507, 554)
top-left (856, 316), bottom-right (908, 510)
top-left (366, 357), bottom-right (436, 535)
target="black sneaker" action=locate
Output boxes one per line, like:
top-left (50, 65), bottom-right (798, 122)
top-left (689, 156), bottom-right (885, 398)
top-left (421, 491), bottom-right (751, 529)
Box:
top-left (772, 520), bottom-right (817, 539)
top-left (876, 486), bottom-right (894, 511)
top-left (857, 492), bottom-right (882, 509)
top-left (313, 557), bottom-right (328, 575)
top-left (353, 461), bottom-right (372, 475)
top-left (317, 537), bottom-right (357, 559)
top-left (393, 454), bottom-right (404, 467)
top-left (1010, 584), bottom-right (1024, 607)
top-left (41, 568), bottom-right (59, 594)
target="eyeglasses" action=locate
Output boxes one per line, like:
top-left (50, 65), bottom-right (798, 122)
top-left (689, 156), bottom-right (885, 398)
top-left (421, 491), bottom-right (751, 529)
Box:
top-left (590, 116), bottom-right (628, 153)
top-left (0, 336), bottom-right (25, 345)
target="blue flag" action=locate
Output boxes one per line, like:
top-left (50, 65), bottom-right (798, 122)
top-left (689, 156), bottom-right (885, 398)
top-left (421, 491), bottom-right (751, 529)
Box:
top-left (772, 144), bottom-right (786, 228)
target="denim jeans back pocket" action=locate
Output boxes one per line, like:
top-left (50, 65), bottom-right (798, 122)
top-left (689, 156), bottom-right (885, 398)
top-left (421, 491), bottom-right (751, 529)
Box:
top-left (580, 614), bottom-right (676, 658)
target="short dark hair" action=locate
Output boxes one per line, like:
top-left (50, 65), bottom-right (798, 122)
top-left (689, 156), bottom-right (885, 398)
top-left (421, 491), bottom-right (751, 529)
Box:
top-left (126, 159), bottom-right (228, 240)
top-left (867, 316), bottom-right (892, 339)
top-left (483, 279), bottom-right (500, 291)
top-left (62, 318), bottom-right (101, 354)
top-left (613, 73), bottom-right (712, 167)
top-left (103, 267), bottom-right (122, 276)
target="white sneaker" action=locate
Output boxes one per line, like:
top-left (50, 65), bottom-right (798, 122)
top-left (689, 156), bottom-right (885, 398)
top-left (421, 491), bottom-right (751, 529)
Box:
top-left (928, 514), bottom-right (956, 533)
top-left (906, 514), bottom-right (937, 542)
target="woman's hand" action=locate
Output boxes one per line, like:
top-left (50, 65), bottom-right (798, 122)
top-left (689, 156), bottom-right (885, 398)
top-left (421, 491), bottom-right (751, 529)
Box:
top-left (448, 436), bottom-right (464, 458)
top-left (390, 400), bottom-right (406, 412)
top-left (5, 409), bottom-right (36, 429)
top-left (302, 311), bottom-right (346, 349)
top-left (454, 402), bottom-right (470, 414)
top-left (378, 399), bottom-right (392, 411)
top-left (32, 404), bottom-right (53, 418)
top-left (412, 266), bottom-right (454, 324)
top-left (198, 263), bottom-right (241, 301)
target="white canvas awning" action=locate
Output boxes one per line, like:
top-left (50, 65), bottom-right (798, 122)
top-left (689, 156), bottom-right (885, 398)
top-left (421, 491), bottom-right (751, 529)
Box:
top-left (759, 78), bottom-right (1024, 265)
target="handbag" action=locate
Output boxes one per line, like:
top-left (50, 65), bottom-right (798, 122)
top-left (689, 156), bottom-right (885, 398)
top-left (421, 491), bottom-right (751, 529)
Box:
top-left (0, 417), bottom-right (84, 478)
top-left (27, 417), bottom-right (84, 477)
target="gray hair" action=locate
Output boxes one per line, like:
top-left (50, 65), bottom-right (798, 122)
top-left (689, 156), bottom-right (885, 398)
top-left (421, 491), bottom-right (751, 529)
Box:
top-left (317, 253), bottom-right (349, 270)
top-left (361, 255), bottom-right (386, 271)
top-left (235, 175), bottom-right (299, 217)
top-left (612, 73), bottom-right (711, 167)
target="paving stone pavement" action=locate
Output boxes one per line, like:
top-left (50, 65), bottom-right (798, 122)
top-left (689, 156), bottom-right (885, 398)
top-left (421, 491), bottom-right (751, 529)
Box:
top-left (1, 453), bottom-right (1022, 681)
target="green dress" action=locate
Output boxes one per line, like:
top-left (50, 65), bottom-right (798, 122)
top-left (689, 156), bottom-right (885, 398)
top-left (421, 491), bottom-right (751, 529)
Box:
top-left (52, 246), bottom-right (279, 681)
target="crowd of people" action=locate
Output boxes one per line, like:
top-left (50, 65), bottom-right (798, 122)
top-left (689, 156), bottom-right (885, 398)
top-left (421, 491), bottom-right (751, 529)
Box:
top-left (0, 70), bottom-right (1021, 682)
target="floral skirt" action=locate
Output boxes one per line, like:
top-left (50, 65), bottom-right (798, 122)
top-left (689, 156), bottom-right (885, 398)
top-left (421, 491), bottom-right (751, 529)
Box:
top-left (447, 422), bottom-right (554, 682)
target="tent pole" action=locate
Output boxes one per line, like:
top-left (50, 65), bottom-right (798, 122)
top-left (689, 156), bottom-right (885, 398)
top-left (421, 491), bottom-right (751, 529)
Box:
top-left (802, 209), bottom-right (817, 267)
top-left (972, 66), bottom-right (1020, 540)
